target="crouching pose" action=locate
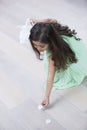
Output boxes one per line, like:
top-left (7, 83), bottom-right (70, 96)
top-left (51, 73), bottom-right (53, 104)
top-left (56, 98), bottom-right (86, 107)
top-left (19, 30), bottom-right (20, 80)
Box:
top-left (29, 18), bottom-right (87, 107)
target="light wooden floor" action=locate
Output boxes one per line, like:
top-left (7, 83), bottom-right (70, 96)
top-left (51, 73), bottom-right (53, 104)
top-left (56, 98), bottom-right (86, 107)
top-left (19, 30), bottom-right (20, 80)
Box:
top-left (0, 0), bottom-right (87, 130)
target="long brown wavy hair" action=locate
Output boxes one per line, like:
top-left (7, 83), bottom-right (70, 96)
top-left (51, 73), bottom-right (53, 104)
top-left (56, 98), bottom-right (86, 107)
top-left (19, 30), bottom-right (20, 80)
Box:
top-left (29, 22), bottom-right (79, 71)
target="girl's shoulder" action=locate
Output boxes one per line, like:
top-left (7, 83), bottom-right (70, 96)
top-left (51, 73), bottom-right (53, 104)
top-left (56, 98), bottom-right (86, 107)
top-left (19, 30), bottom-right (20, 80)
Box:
top-left (61, 34), bottom-right (81, 41)
top-left (61, 34), bottom-right (82, 45)
top-left (45, 49), bottom-right (52, 58)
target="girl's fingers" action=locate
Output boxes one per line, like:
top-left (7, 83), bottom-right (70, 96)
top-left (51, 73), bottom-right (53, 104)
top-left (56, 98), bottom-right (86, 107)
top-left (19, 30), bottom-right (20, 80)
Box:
top-left (41, 101), bottom-right (46, 106)
top-left (41, 100), bottom-right (48, 107)
top-left (30, 19), bottom-right (37, 26)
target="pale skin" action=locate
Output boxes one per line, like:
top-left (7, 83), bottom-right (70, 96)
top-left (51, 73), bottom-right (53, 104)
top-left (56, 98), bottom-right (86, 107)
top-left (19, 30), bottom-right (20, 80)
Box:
top-left (31, 18), bottom-right (57, 107)
top-left (33, 41), bottom-right (56, 107)
top-left (30, 18), bottom-right (57, 26)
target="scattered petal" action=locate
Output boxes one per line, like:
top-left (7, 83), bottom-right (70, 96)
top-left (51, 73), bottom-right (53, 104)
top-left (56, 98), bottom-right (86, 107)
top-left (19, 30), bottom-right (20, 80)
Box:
top-left (45, 119), bottom-right (52, 124)
top-left (38, 105), bottom-right (44, 110)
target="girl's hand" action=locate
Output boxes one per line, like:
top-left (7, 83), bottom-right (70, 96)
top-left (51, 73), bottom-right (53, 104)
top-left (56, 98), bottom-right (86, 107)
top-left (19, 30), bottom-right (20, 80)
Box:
top-left (41, 96), bottom-right (49, 107)
top-left (30, 19), bottom-right (37, 26)
top-left (30, 18), bottom-right (57, 26)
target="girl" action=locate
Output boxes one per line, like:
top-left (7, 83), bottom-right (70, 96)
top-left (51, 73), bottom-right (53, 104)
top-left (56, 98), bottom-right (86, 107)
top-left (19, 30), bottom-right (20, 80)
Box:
top-left (29, 18), bottom-right (87, 107)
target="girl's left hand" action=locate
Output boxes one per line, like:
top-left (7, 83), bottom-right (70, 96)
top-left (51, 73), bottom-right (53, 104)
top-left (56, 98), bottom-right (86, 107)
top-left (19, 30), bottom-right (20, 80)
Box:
top-left (41, 96), bottom-right (49, 107)
top-left (30, 19), bottom-right (37, 26)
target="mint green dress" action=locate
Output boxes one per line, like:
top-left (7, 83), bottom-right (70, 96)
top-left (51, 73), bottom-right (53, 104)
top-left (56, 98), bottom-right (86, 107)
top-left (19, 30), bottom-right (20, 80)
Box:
top-left (44, 35), bottom-right (87, 90)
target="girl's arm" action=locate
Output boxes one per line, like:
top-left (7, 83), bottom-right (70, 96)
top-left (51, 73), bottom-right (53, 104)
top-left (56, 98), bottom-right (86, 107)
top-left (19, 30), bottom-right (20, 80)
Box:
top-left (41, 56), bottom-right (56, 107)
top-left (30, 18), bottom-right (57, 26)
top-left (36, 18), bottom-right (57, 23)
